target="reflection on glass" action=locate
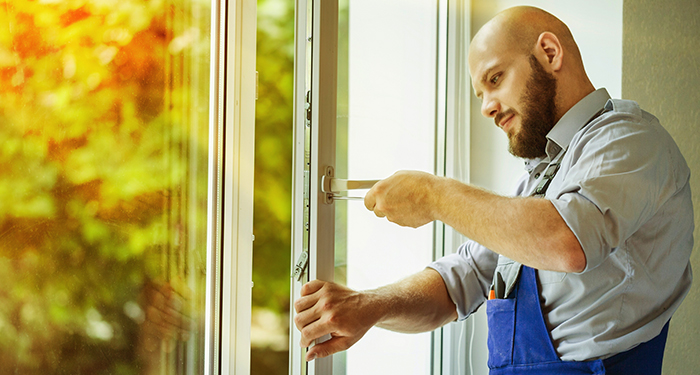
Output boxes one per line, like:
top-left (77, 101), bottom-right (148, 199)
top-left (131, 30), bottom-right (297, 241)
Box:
top-left (0, 1), bottom-right (210, 373)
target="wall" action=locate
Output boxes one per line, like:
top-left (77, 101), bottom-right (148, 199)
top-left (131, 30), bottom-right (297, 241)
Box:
top-left (621, 1), bottom-right (700, 374)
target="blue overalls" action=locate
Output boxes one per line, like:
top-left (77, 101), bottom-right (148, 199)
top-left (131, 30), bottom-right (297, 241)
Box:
top-left (485, 107), bottom-right (670, 374)
top-left (486, 265), bottom-right (670, 374)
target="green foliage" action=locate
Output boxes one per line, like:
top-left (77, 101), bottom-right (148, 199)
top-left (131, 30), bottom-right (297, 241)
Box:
top-left (253, 0), bottom-right (294, 316)
top-left (0, 0), bottom-right (210, 372)
top-left (250, 2), bottom-right (294, 372)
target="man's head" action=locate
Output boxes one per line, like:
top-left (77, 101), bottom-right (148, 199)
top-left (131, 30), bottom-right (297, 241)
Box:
top-left (468, 6), bottom-right (595, 158)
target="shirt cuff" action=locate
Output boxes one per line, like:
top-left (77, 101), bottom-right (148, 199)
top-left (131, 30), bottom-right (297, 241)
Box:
top-left (428, 250), bottom-right (492, 321)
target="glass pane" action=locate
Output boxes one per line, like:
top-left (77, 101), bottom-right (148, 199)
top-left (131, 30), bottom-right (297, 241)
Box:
top-left (335, 0), bottom-right (438, 374)
top-left (0, 0), bottom-right (211, 373)
top-left (251, 0), bottom-right (294, 373)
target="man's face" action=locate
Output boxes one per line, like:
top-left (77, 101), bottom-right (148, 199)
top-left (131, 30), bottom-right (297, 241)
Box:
top-left (469, 46), bottom-right (558, 159)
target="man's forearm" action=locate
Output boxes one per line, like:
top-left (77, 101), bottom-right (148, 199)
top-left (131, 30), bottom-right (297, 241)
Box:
top-left (431, 177), bottom-right (585, 273)
top-left (371, 268), bottom-right (457, 333)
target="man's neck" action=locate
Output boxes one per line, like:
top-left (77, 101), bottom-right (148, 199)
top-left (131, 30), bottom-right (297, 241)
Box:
top-left (555, 81), bottom-right (596, 123)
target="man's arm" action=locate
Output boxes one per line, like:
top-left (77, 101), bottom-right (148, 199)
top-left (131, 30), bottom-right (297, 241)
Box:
top-left (293, 268), bottom-right (456, 361)
top-left (365, 170), bottom-right (586, 273)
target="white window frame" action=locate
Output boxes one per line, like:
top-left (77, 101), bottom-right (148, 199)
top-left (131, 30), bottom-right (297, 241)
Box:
top-left (289, 0), bottom-right (339, 374)
top-left (289, 0), bottom-right (477, 374)
top-left (288, 1), bottom-right (625, 374)
top-left (206, 0), bottom-right (257, 374)
top-left (434, 0), bottom-right (474, 373)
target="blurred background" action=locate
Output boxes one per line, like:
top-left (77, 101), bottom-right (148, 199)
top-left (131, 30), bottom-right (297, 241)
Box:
top-left (0, 0), bottom-right (297, 373)
top-left (251, 0), bottom-right (294, 374)
top-left (0, 0), bottom-right (212, 373)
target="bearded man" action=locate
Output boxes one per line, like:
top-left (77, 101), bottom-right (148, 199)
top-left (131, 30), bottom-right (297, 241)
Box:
top-left (293, 6), bottom-right (693, 374)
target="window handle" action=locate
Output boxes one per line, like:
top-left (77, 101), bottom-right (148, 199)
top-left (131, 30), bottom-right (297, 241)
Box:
top-left (320, 176), bottom-right (379, 201)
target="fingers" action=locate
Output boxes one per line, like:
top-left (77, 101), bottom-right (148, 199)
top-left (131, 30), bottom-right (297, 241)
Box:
top-left (365, 183), bottom-right (387, 219)
top-left (141, 282), bottom-right (192, 342)
top-left (306, 336), bottom-right (357, 361)
top-left (364, 188), bottom-right (377, 211)
top-left (145, 305), bottom-right (188, 341)
top-left (301, 279), bottom-right (327, 296)
top-left (297, 316), bottom-right (331, 348)
top-left (293, 280), bottom-right (330, 344)
top-left (293, 281), bottom-right (376, 361)
top-left (294, 295), bottom-right (316, 315)
top-left (294, 280), bottom-right (326, 315)
top-left (156, 287), bottom-right (191, 325)
top-left (364, 170), bottom-right (438, 227)
top-left (293, 299), bottom-right (320, 338)
top-left (294, 281), bottom-right (347, 347)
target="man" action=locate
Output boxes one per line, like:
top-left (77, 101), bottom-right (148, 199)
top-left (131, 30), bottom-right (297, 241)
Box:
top-left (294, 6), bottom-right (693, 374)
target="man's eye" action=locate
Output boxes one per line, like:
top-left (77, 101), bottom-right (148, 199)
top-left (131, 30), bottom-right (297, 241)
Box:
top-left (490, 74), bottom-right (500, 85)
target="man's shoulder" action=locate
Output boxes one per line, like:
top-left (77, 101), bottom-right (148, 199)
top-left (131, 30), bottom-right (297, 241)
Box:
top-left (576, 98), bottom-right (665, 143)
top-left (569, 98), bottom-right (690, 187)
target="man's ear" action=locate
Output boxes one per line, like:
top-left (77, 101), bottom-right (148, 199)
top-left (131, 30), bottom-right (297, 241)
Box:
top-left (536, 32), bottom-right (563, 71)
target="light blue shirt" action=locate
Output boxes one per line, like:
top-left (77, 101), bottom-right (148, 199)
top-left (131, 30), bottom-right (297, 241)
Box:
top-left (429, 88), bottom-right (694, 361)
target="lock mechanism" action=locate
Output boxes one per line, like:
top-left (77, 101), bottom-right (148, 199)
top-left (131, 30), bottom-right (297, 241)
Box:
top-left (320, 167), bottom-right (379, 203)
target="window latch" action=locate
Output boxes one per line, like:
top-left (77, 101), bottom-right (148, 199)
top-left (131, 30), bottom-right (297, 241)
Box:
top-left (320, 167), bottom-right (379, 203)
top-left (293, 250), bottom-right (309, 282)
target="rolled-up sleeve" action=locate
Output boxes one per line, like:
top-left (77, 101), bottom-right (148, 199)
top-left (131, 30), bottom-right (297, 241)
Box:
top-left (428, 241), bottom-right (498, 320)
top-left (550, 109), bottom-right (688, 272)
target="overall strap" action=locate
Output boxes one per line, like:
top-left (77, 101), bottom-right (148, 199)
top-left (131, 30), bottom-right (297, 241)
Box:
top-left (492, 148), bottom-right (569, 298)
top-left (531, 150), bottom-right (566, 198)
top-left (531, 106), bottom-right (606, 199)
top-left (496, 106), bottom-right (608, 293)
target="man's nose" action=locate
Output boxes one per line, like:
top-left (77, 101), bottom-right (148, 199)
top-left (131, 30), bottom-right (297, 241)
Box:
top-left (481, 94), bottom-right (500, 118)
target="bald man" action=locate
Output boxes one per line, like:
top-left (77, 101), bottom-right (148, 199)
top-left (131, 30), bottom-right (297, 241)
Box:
top-left (293, 6), bottom-right (693, 374)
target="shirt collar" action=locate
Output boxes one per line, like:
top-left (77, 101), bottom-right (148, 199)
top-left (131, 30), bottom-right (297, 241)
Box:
top-left (546, 88), bottom-right (611, 158)
top-left (523, 88), bottom-right (611, 173)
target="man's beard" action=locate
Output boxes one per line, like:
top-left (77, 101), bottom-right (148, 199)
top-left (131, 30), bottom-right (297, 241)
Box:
top-left (506, 54), bottom-right (558, 159)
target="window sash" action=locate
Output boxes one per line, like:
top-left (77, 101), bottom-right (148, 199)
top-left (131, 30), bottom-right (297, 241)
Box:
top-left (210, 0), bottom-right (257, 374)
top-left (290, 0), bottom-right (339, 374)
top-left (289, 0), bottom-right (475, 374)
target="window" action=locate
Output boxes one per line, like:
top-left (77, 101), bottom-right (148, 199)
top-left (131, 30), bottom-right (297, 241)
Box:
top-left (334, 0), bottom-right (438, 373)
top-left (0, 0), bottom-right (256, 373)
top-left (289, 1), bottom-right (622, 375)
top-left (289, 0), bottom-right (473, 374)
top-left (1, 0), bottom-right (622, 373)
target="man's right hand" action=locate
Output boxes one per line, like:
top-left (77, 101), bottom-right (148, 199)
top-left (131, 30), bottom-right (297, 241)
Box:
top-left (293, 280), bottom-right (383, 361)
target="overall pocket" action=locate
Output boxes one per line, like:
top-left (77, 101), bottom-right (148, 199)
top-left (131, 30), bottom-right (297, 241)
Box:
top-left (486, 296), bottom-right (516, 368)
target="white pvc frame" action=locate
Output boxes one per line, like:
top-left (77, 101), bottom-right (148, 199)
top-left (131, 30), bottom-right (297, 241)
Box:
top-left (289, 0), bottom-right (476, 374)
top-left (434, 0), bottom-right (474, 373)
top-left (205, 0), bottom-right (257, 374)
top-left (290, 0), bottom-right (339, 374)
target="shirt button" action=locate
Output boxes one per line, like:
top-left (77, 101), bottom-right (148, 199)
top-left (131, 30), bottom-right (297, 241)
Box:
top-left (534, 173), bottom-right (541, 179)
